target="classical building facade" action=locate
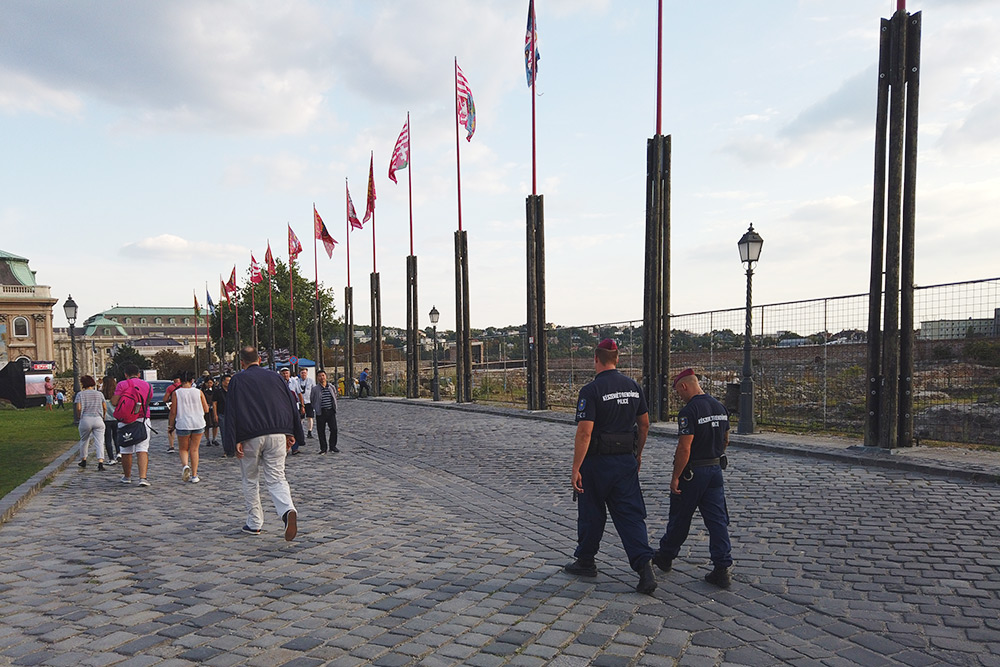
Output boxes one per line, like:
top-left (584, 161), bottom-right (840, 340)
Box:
top-left (0, 250), bottom-right (57, 369)
top-left (53, 306), bottom-right (208, 377)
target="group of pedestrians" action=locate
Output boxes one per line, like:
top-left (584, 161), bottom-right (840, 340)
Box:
top-left (565, 339), bottom-right (734, 595)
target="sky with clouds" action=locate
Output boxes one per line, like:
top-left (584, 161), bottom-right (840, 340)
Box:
top-left (3, 0), bottom-right (998, 332)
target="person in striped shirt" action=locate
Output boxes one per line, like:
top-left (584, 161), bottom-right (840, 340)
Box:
top-left (309, 370), bottom-right (339, 454)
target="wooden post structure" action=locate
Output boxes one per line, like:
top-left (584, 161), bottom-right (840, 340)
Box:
top-left (865, 5), bottom-right (920, 449)
top-left (454, 231), bottom-right (472, 403)
top-left (526, 194), bottom-right (548, 410)
top-left (344, 286), bottom-right (354, 397)
top-left (643, 135), bottom-right (671, 423)
top-left (370, 271), bottom-right (383, 395)
top-left (406, 256), bottom-right (419, 398)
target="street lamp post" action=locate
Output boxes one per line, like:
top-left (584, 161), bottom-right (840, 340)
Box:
top-left (429, 306), bottom-right (440, 401)
top-left (737, 225), bottom-right (763, 435)
top-left (64, 295), bottom-right (81, 424)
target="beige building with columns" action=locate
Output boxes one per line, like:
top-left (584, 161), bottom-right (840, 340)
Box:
top-left (0, 250), bottom-right (57, 369)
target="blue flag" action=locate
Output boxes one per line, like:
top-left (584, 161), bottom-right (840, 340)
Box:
top-left (206, 289), bottom-right (215, 316)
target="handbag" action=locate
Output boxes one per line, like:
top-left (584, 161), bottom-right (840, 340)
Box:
top-left (117, 420), bottom-right (148, 448)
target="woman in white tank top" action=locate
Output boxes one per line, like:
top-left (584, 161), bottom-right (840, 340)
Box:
top-left (168, 371), bottom-right (209, 483)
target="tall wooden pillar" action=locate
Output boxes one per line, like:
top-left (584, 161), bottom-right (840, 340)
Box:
top-left (370, 271), bottom-right (383, 396)
top-left (454, 230), bottom-right (472, 403)
top-left (642, 134), bottom-right (671, 422)
top-left (344, 286), bottom-right (354, 397)
top-left (406, 255), bottom-right (419, 398)
top-left (526, 194), bottom-right (548, 411)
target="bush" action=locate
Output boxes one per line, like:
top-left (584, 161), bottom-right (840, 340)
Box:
top-left (964, 340), bottom-right (1000, 367)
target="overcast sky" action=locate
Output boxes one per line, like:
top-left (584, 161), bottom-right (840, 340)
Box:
top-left (3, 0), bottom-right (998, 332)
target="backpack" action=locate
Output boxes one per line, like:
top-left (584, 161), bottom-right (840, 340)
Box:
top-left (113, 379), bottom-right (150, 424)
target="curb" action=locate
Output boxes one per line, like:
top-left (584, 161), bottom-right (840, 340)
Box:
top-left (0, 445), bottom-right (77, 526)
top-left (375, 397), bottom-right (1000, 485)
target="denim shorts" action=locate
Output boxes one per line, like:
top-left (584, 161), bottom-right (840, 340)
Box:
top-left (176, 428), bottom-right (205, 436)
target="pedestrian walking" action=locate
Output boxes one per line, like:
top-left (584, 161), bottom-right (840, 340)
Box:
top-left (74, 375), bottom-right (107, 471)
top-left (100, 376), bottom-right (119, 464)
top-left (565, 339), bottom-right (657, 595)
top-left (358, 367), bottom-right (371, 397)
top-left (225, 346), bottom-right (301, 540)
top-left (310, 370), bottom-right (339, 454)
top-left (163, 376), bottom-right (181, 452)
top-left (168, 371), bottom-right (209, 483)
top-left (214, 375), bottom-right (233, 457)
top-left (112, 364), bottom-right (153, 487)
top-left (297, 368), bottom-right (315, 438)
top-left (280, 367), bottom-right (305, 455)
top-left (652, 368), bottom-right (734, 589)
top-left (56, 389), bottom-right (66, 409)
top-left (201, 377), bottom-right (219, 446)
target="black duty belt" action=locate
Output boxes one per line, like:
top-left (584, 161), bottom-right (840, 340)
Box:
top-left (688, 458), bottom-right (721, 467)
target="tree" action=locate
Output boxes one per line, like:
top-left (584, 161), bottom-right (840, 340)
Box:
top-left (151, 350), bottom-right (183, 378)
top-left (110, 344), bottom-right (150, 379)
top-left (209, 259), bottom-right (338, 363)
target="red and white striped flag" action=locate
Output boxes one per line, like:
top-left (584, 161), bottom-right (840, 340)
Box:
top-left (288, 224), bottom-right (303, 261)
top-left (250, 254), bottom-right (263, 284)
top-left (456, 61), bottom-right (476, 142)
top-left (346, 184), bottom-right (363, 230)
top-left (225, 266), bottom-right (237, 294)
top-left (314, 205), bottom-right (337, 258)
top-left (388, 118), bottom-right (409, 184)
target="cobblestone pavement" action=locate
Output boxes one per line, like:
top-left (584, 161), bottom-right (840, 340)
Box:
top-left (2, 399), bottom-right (999, 666)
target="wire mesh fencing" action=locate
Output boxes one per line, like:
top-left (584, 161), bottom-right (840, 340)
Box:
top-left (358, 278), bottom-right (1000, 446)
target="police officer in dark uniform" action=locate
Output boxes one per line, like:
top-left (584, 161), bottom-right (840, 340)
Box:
top-left (652, 368), bottom-right (733, 588)
top-left (565, 339), bottom-right (657, 595)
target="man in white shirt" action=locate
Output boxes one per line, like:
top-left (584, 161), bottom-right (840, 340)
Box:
top-left (297, 368), bottom-right (316, 439)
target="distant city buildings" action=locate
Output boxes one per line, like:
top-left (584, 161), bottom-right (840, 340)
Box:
top-left (0, 250), bottom-right (57, 369)
top-left (918, 309), bottom-right (1000, 341)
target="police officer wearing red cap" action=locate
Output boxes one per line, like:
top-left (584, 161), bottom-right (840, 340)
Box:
top-left (565, 338), bottom-right (657, 595)
top-left (652, 368), bottom-right (733, 588)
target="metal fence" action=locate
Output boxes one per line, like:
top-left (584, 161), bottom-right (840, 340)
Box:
top-left (365, 278), bottom-right (1000, 447)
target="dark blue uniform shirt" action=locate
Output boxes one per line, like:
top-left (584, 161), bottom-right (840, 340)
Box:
top-left (576, 369), bottom-right (648, 433)
top-left (677, 393), bottom-right (729, 460)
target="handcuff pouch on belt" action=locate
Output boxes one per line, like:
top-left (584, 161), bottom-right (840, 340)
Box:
top-left (591, 431), bottom-right (637, 456)
top-left (681, 454), bottom-right (728, 481)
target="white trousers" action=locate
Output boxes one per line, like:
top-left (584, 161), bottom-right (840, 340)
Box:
top-left (78, 416), bottom-right (106, 461)
top-left (239, 434), bottom-right (295, 531)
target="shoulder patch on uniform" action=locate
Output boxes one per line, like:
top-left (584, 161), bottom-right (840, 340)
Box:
top-left (577, 398), bottom-right (586, 411)
top-left (678, 416), bottom-right (688, 430)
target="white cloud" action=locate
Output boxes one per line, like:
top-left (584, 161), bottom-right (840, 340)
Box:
top-left (121, 234), bottom-right (246, 262)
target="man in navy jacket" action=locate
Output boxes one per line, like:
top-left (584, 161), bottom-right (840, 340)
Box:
top-left (226, 346), bottom-right (303, 540)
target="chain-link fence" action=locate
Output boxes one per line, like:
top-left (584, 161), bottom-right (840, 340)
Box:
top-left (360, 278), bottom-right (1000, 446)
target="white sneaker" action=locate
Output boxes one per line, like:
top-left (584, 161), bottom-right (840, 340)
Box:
top-left (137, 479), bottom-right (150, 487)
top-left (120, 476), bottom-right (131, 484)
top-left (182, 465), bottom-right (191, 482)
top-left (190, 476), bottom-right (200, 483)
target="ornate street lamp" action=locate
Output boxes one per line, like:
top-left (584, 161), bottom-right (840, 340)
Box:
top-left (429, 306), bottom-right (440, 402)
top-left (737, 225), bottom-right (763, 434)
top-left (63, 295), bottom-right (81, 423)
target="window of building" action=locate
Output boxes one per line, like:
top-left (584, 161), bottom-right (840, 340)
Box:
top-left (140, 318), bottom-right (147, 324)
top-left (124, 318), bottom-right (131, 324)
top-left (184, 318), bottom-right (190, 324)
top-left (169, 318), bottom-right (175, 324)
top-left (155, 317), bottom-right (162, 324)
top-left (103, 328), bottom-right (111, 335)
top-left (13, 317), bottom-right (29, 337)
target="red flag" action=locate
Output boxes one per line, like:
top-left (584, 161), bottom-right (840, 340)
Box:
top-left (346, 185), bottom-right (363, 230)
top-left (314, 206), bottom-right (338, 258)
top-left (388, 118), bottom-right (409, 184)
top-left (456, 62), bottom-right (476, 142)
top-left (265, 242), bottom-right (276, 276)
top-left (220, 277), bottom-right (229, 307)
top-left (250, 254), bottom-right (263, 284)
top-left (288, 224), bottom-right (302, 260)
top-left (225, 266), bottom-right (237, 294)
top-left (363, 152), bottom-right (376, 224)
top-left (193, 291), bottom-right (200, 316)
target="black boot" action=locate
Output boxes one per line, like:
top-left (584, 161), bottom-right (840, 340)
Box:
top-left (705, 566), bottom-right (732, 589)
top-left (563, 559), bottom-right (597, 577)
top-left (651, 551), bottom-right (673, 572)
top-left (636, 560), bottom-right (657, 595)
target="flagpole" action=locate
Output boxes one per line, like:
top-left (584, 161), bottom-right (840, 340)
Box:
top-left (220, 276), bottom-right (226, 373)
top-left (234, 267), bottom-right (240, 366)
top-left (268, 243), bottom-right (275, 370)
top-left (288, 232), bottom-right (297, 374)
top-left (531, 1), bottom-right (538, 196)
top-left (656, 0), bottom-right (663, 135)
top-left (407, 112), bottom-right (414, 256)
top-left (345, 180), bottom-right (352, 288)
top-left (250, 263), bottom-right (257, 352)
top-left (454, 57), bottom-right (464, 233)
top-left (193, 290), bottom-right (200, 377)
top-left (313, 204), bottom-right (321, 373)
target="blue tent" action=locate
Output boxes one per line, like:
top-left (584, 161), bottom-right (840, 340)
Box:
top-left (275, 357), bottom-right (316, 369)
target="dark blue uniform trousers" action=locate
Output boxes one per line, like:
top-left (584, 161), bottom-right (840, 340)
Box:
top-left (658, 465), bottom-right (733, 568)
top-left (575, 454), bottom-right (656, 571)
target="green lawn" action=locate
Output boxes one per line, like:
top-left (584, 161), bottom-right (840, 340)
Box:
top-left (0, 407), bottom-right (79, 498)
